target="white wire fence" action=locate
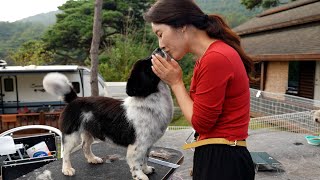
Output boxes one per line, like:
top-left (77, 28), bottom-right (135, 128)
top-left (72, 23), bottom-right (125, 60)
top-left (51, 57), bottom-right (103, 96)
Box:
top-left (169, 89), bottom-right (320, 135)
top-left (250, 89), bottom-right (320, 116)
top-left (249, 111), bottom-right (319, 134)
top-left (167, 126), bottom-right (192, 131)
top-left (250, 89), bottom-right (320, 135)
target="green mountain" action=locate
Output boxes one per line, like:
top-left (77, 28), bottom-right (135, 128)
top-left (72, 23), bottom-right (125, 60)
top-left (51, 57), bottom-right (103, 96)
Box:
top-left (18, 11), bottom-right (60, 27)
top-left (0, 21), bottom-right (47, 60)
top-left (0, 11), bottom-right (62, 60)
top-left (195, 0), bottom-right (262, 27)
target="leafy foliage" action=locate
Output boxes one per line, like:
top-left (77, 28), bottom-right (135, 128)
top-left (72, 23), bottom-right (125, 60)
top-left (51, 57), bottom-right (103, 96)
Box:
top-left (97, 20), bottom-right (158, 81)
top-left (8, 40), bottom-right (54, 66)
top-left (42, 0), bottom-right (154, 65)
top-left (98, 24), bottom-right (195, 87)
top-left (99, 33), bottom-right (153, 81)
top-left (240, 0), bottom-right (296, 10)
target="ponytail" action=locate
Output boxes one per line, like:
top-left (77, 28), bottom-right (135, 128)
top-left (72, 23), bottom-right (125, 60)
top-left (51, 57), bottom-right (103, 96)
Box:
top-left (205, 15), bottom-right (254, 81)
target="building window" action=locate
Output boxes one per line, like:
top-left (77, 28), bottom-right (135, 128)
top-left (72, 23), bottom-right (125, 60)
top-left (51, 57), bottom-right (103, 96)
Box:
top-left (287, 61), bottom-right (300, 95)
top-left (250, 62), bottom-right (262, 89)
top-left (72, 82), bottom-right (80, 93)
top-left (4, 78), bottom-right (14, 92)
top-left (254, 62), bottom-right (261, 76)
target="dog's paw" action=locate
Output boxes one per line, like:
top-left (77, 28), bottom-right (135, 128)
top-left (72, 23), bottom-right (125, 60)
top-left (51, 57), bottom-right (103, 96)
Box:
top-left (62, 167), bottom-right (75, 176)
top-left (87, 156), bottom-right (104, 164)
top-left (142, 165), bottom-right (155, 174)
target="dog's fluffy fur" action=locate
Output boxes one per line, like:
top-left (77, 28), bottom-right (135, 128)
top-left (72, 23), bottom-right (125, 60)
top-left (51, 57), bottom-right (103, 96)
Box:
top-left (313, 110), bottom-right (320, 123)
top-left (43, 57), bottom-right (173, 180)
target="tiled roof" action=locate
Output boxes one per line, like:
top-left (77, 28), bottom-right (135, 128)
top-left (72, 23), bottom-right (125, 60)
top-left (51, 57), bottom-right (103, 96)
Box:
top-left (233, 0), bottom-right (320, 35)
top-left (257, 0), bottom-right (319, 17)
top-left (240, 21), bottom-right (320, 55)
top-left (233, 0), bottom-right (320, 60)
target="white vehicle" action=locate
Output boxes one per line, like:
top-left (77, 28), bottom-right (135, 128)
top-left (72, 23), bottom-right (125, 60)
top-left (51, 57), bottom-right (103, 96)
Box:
top-left (0, 63), bottom-right (106, 114)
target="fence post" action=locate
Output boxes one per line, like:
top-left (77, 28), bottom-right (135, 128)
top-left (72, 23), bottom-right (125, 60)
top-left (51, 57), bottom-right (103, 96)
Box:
top-left (39, 111), bottom-right (45, 125)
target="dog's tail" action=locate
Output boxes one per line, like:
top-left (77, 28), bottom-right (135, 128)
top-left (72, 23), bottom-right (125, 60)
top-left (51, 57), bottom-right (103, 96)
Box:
top-left (43, 72), bottom-right (78, 103)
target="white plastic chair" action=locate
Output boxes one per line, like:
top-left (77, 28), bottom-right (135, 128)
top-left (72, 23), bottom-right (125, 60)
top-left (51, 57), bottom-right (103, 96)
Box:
top-left (0, 136), bottom-right (24, 160)
top-left (0, 125), bottom-right (63, 158)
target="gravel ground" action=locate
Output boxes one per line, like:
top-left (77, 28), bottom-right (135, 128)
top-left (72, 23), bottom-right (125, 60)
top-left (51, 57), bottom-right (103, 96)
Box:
top-left (155, 129), bottom-right (320, 180)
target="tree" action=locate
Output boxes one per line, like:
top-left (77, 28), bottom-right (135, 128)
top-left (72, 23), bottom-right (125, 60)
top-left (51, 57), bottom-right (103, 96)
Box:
top-left (241, 0), bottom-right (296, 10)
top-left (90, 0), bottom-right (103, 96)
top-left (42, 0), bottom-right (153, 65)
top-left (99, 32), bottom-right (154, 82)
top-left (8, 40), bottom-right (54, 66)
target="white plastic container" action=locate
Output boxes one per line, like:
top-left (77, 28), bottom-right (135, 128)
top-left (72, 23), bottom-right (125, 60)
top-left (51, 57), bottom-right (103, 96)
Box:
top-left (26, 141), bottom-right (51, 158)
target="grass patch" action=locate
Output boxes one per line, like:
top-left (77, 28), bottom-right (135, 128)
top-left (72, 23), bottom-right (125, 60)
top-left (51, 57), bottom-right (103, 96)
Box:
top-left (170, 107), bottom-right (190, 126)
top-left (170, 115), bottom-right (190, 126)
top-left (249, 121), bottom-right (275, 130)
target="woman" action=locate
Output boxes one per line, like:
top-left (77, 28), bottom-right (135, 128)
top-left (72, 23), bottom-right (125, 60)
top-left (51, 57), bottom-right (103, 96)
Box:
top-left (144, 0), bottom-right (255, 179)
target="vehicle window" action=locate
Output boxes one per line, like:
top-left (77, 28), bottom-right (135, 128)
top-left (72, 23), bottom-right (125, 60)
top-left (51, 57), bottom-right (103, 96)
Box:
top-left (4, 78), bottom-right (14, 92)
top-left (72, 82), bottom-right (80, 93)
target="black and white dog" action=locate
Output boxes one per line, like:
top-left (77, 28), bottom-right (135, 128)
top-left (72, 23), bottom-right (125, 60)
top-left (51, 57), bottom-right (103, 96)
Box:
top-left (313, 110), bottom-right (320, 123)
top-left (43, 56), bottom-right (173, 180)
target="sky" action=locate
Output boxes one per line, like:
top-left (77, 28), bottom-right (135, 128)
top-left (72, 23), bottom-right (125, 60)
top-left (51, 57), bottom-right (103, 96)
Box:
top-left (0, 0), bottom-right (68, 22)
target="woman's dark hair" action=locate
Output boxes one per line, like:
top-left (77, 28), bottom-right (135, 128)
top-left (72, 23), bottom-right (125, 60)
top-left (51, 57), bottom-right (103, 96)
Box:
top-left (144, 0), bottom-right (254, 79)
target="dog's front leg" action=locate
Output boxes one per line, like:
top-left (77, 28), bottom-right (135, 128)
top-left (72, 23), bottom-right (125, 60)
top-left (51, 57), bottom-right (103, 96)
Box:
top-left (142, 148), bottom-right (155, 175)
top-left (127, 145), bottom-right (149, 180)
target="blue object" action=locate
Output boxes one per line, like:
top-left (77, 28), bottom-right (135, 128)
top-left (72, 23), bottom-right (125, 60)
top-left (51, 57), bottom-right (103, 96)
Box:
top-left (305, 135), bottom-right (320, 146)
top-left (33, 151), bottom-right (48, 158)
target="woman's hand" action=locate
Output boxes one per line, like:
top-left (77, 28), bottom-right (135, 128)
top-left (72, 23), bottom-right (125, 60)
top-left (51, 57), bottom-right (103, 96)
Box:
top-left (151, 54), bottom-right (183, 87)
top-left (152, 54), bottom-right (194, 124)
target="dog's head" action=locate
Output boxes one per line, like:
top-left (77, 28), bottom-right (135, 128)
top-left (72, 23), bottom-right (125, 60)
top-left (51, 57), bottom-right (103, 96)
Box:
top-left (126, 57), bottom-right (160, 97)
top-left (313, 110), bottom-right (320, 123)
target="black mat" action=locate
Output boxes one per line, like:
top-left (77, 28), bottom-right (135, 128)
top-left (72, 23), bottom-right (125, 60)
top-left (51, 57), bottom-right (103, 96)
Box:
top-left (16, 142), bottom-right (184, 180)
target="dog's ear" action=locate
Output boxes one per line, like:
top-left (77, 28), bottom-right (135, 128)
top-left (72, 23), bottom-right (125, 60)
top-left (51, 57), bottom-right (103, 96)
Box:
top-left (126, 57), bottom-right (160, 97)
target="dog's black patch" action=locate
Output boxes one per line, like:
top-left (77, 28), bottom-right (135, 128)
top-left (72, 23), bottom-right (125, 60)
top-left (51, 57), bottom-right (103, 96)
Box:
top-left (64, 87), bottom-right (78, 103)
top-left (61, 96), bottom-right (136, 146)
top-left (126, 57), bottom-right (160, 97)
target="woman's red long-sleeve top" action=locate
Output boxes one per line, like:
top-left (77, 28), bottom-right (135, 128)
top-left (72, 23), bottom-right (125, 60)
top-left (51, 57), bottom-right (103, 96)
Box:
top-left (190, 40), bottom-right (250, 141)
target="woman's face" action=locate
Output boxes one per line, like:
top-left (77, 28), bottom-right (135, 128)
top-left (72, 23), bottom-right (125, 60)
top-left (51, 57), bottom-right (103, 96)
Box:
top-left (151, 23), bottom-right (187, 60)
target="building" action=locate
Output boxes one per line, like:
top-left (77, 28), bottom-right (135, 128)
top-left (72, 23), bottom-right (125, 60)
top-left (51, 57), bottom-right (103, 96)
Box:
top-left (233, 0), bottom-right (320, 100)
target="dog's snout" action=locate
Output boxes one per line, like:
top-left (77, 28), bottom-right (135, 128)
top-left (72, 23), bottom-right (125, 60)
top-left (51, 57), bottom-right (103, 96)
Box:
top-left (315, 118), bottom-right (319, 122)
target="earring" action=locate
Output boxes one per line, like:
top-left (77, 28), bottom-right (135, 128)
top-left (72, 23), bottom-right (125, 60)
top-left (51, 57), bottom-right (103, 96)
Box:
top-left (182, 26), bottom-right (186, 33)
